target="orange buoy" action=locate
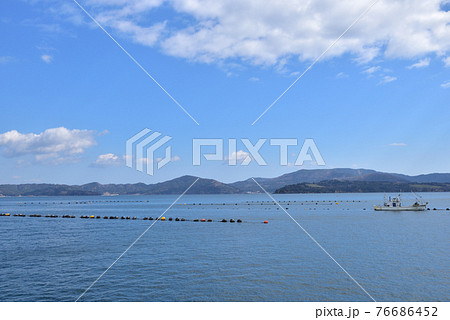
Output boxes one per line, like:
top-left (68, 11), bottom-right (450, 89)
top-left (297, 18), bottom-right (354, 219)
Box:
top-left (201, 218), bottom-right (206, 222)
top-left (263, 220), bottom-right (268, 224)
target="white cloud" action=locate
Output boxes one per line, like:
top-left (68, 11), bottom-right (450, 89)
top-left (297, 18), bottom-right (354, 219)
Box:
top-left (407, 57), bottom-right (430, 69)
top-left (92, 153), bottom-right (121, 167)
top-left (363, 66), bottom-right (381, 74)
top-left (60, 0), bottom-right (450, 66)
top-left (225, 150), bottom-right (251, 163)
top-left (0, 127), bottom-right (97, 163)
top-left (389, 142), bottom-right (407, 146)
top-left (443, 56), bottom-right (450, 67)
top-left (249, 77), bottom-right (259, 82)
top-left (41, 54), bottom-right (53, 63)
top-left (441, 80), bottom-right (450, 88)
top-left (91, 0), bottom-right (166, 46)
top-left (378, 75), bottom-right (397, 85)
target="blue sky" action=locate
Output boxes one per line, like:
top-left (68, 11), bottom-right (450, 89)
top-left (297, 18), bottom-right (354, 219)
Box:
top-left (0, 0), bottom-right (449, 184)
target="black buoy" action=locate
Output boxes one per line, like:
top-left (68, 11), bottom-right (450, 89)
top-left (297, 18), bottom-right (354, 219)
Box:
top-left (181, 218), bottom-right (186, 221)
top-left (109, 216), bottom-right (115, 219)
top-left (104, 216), bottom-right (108, 219)
top-left (71, 215), bottom-right (75, 218)
top-left (237, 219), bottom-right (242, 223)
top-left (96, 216), bottom-right (101, 219)
top-left (175, 217), bottom-right (180, 221)
top-left (126, 216), bottom-right (130, 219)
top-left (194, 219), bottom-right (199, 222)
top-left (207, 219), bottom-right (212, 222)
top-left (221, 219), bottom-right (227, 222)
top-left (121, 216), bottom-right (125, 220)
top-left (149, 217), bottom-right (154, 220)
top-left (230, 219), bottom-right (235, 223)
top-left (168, 217), bottom-right (173, 221)
top-left (132, 217), bottom-right (137, 220)
top-left (143, 217), bottom-right (148, 220)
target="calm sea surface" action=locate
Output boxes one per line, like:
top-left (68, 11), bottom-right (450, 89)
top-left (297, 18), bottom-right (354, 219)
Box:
top-left (0, 193), bottom-right (449, 302)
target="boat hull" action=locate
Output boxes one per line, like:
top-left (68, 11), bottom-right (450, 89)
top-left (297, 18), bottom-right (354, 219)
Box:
top-left (374, 205), bottom-right (426, 211)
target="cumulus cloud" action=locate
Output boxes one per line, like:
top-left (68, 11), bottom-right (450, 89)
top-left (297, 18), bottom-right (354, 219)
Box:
top-left (389, 142), bottom-right (407, 146)
top-left (60, 0), bottom-right (450, 66)
top-left (225, 150), bottom-right (251, 164)
top-left (407, 58), bottom-right (430, 69)
top-left (41, 54), bottom-right (53, 63)
top-left (441, 80), bottom-right (450, 88)
top-left (378, 75), bottom-right (397, 85)
top-left (0, 127), bottom-right (97, 163)
top-left (92, 153), bottom-right (122, 167)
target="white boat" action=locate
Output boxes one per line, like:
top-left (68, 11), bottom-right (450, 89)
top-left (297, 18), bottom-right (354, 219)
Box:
top-left (374, 193), bottom-right (427, 211)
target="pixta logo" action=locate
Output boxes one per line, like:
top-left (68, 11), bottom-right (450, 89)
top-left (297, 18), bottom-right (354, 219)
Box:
top-left (126, 129), bottom-right (172, 176)
top-left (126, 129), bottom-right (325, 176)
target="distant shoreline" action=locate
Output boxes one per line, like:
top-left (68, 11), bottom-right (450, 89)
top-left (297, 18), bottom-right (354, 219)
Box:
top-left (2, 168), bottom-right (450, 196)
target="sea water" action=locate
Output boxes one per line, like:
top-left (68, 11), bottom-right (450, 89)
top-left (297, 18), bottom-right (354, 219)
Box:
top-left (0, 193), bottom-right (448, 301)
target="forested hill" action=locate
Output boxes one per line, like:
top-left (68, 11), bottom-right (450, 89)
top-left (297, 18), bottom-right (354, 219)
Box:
top-left (274, 180), bottom-right (450, 194)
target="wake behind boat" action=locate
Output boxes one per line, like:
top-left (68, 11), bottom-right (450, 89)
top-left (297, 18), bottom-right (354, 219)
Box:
top-left (374, 193), bottom-right (428, 211)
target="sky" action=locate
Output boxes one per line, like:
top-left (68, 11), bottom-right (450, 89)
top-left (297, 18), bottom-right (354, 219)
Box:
top-left (0, 0), bottom-right (449, 185)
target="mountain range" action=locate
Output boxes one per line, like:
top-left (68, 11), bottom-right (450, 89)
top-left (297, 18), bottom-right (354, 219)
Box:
top-left (1, 168), bottom-right (450, 196)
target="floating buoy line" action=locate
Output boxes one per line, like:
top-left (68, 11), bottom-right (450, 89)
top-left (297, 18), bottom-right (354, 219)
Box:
top-left (0, 213), bottom-right (258, 223)
top-left (14, 199), bottom-right (376, 212)
top-left (16, 199), bottom-right (361, 207)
